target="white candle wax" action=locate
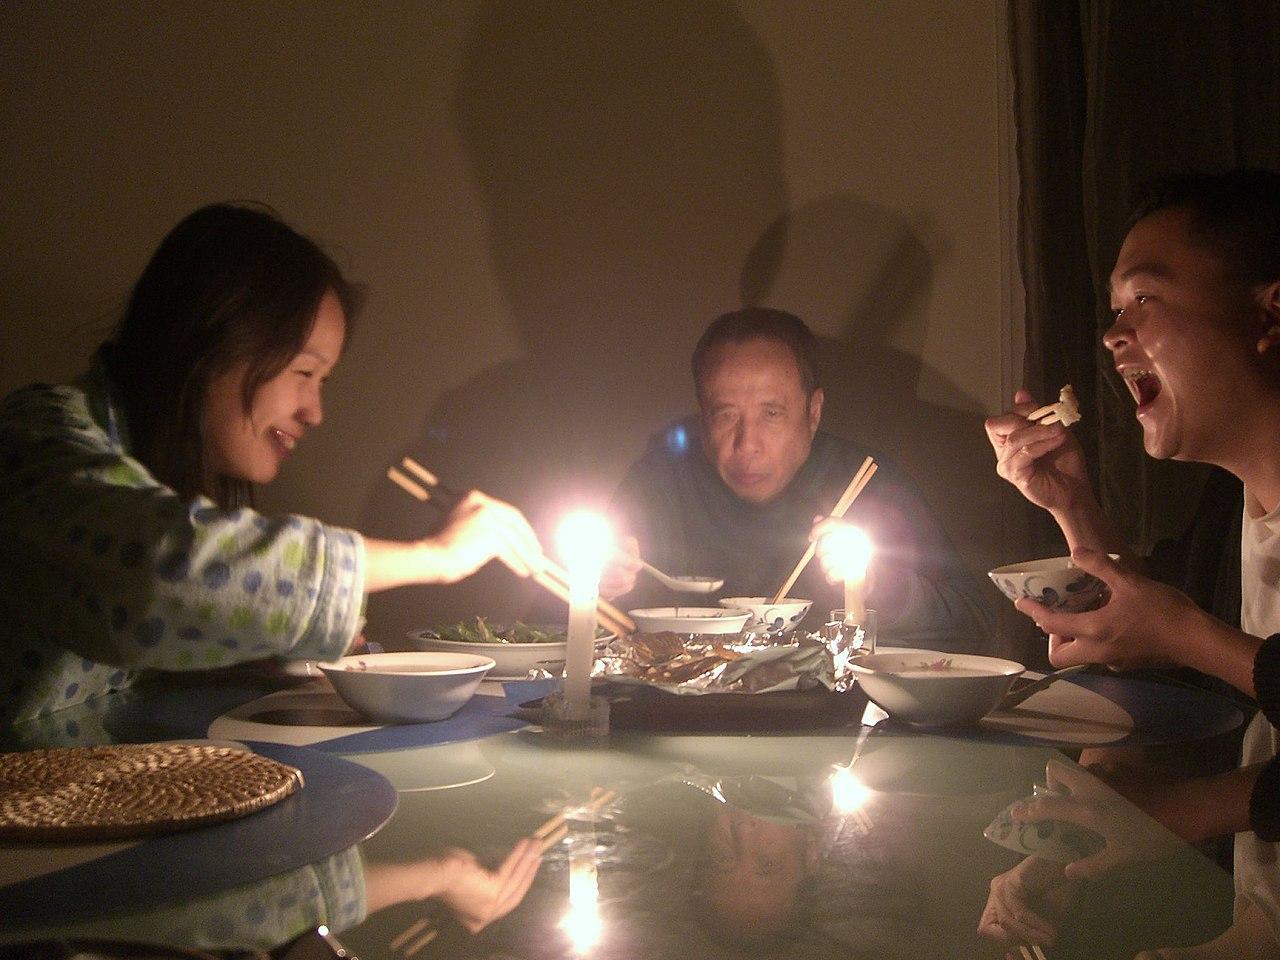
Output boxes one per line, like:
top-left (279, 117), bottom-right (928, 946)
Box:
top-left (843, 573), bottom-right (866, 626)
top-left (564, 569), bottom-right (598, 711)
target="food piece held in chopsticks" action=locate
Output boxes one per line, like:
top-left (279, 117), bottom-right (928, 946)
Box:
top-left (1028, 384), bottom-right (1081, 427)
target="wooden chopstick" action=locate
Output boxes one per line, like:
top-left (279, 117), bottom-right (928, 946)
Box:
top-left (387, 466), bottom-right (432, 502)
top-left (531, 787), bottom-right (618, 843)
top-left (539, 558), bottom-right (635, 635)
top-left (390, 918), bottom-right (432, 951)
top-left (537, 822), bottom-right (569, 854)
top-left (769, 456), bottom-right (878, 604)
top-left (391, 457), bottom-right (635, 635)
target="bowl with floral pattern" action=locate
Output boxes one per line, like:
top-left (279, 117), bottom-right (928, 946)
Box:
top-left (987, 555), bottom-right (1115, 614)
top-left (717, 597), bottom-right (813, 634)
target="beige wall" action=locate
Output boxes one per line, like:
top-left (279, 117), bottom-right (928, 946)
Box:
top-left (0, 1), bottom-right (1028, 653)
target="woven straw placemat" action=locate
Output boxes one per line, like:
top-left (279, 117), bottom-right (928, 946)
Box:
top-left (0, 743), bottom-right (303, 842)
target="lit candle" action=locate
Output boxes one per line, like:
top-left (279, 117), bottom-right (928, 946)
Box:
top-left (824, 524), bottom-right (873, 625)
top-left (557, 512), bottom-right (613, 713)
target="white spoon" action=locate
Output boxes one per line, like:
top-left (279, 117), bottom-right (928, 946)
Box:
top-left (638, 559), bottom-right (724, 594)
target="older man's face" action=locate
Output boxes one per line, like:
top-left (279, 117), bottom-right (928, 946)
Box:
top-left (699, 338), bottom-right (823, 503)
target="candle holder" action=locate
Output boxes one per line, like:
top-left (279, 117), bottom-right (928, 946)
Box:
top-left (824, 607), bottom-right (878, 656)
top-left (540, 689), bottom-right (611, 740)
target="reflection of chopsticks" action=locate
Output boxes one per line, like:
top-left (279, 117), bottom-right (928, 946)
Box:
top-left (532, 786), bottom-right (618, 854)
top-left (388, 457), bottom-right (635, 637)
top-left (769, 456), bottom-right (878, 604)
top-left (390, 918), bottom-right (438, 957)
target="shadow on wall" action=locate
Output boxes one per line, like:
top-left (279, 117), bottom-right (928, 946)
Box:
top-left (744, 199), bottom-right (1000, 544)
top-left (359, 0), bottom-right (788, 635)
top-left (743, 195), bottom-right (1007, 653)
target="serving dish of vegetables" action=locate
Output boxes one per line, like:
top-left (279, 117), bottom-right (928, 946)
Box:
top-left (407, 617), bottom-right (610, 679)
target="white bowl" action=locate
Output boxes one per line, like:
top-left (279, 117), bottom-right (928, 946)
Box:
top-left (988, 555), bottom-right (1113, 614)
top-left (850, 652), bottom-right (1024, 727)
top-left (628, 606), bottom-right (752, 634)
top-left (319, 652), bottom-right (494, 724)
top-left (717, 597), bottom-right (813, 634)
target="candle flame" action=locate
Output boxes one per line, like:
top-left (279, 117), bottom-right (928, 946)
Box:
top-left (823, 524), bottom-right (873, 582)
top-left (557, 511), bottom-right (614, 598)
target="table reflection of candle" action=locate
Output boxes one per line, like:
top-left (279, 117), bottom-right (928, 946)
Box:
top-left (824, 524), bottom-right (873, 625)
top-left (557, 512), bottom-right (612, 712)
top-left (829, 765), bottom-right (872, 816)
top-left (562, 845), bottom-right (602, 951)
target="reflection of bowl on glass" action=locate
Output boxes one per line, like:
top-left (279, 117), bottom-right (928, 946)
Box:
top-left (344, 740), bottom-right (496, 792)
top-left (320, 652), bottom-right (493, 723)
top-left (850, 652), bottom-right (1023, 727)
top-left (718, 597), bottom-right (812, 634)
top-left (988, 555), bottom-right (1115, 613)
top-left (628, 607), bottom-right (752, 634)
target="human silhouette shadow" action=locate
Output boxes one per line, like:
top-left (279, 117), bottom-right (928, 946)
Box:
top-left (740, 195), bottom-right (1013, 656)
top-left (358, 1), bottom-right (789, 638)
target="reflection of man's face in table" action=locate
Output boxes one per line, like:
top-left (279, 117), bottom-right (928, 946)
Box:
top-left (698, 338), bottom-right (824, 504)
top-left (701, 805), bottom-right (821, 938)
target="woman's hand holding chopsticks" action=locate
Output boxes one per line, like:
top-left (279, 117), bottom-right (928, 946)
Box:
top-left (421, 489), bottom-right (547, 583)
top-left (363, 490), bottom-right (546, 591)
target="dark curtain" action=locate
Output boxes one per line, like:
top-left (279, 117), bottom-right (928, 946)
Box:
top-left (1008, 0), bottom-right (1280, 628)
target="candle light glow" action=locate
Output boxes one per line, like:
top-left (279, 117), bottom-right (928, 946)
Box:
top-left (562, 851), bottom-right (603, 952)
top-left (829, 764), bottom-right (872, 816)
top-left (557, 512), bottom-right (613, 711)
top-left (823, 524), bottom-right (873, 624)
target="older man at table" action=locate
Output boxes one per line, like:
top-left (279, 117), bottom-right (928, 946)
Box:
top-left (601, 307), bottom-right (994, 651)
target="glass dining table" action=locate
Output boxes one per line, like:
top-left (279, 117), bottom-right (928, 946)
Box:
top-left (0, 667), bottom-right (1245, 960)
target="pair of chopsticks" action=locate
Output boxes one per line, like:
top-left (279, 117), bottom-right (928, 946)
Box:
top-left (1027, 385), bottom-right (1077, 426)
top-left (769, 456), bottom-right (878, 603)
top-left (1019, 946), bottom-right (1048, 960)
top-left (532, 786), bottom-right (618, 854)
top-left (387, 457), bottom-right (636, 637)
top-left (1027, 402), bottom-right (1068, 426)
top-left (390, 917), bottom-right (438, 956)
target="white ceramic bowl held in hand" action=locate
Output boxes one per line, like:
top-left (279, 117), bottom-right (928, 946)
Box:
top-left (717, 597), bottom-right (813, 634)
top-left (987, 555), bottom-right (1116, 614)
top-left (850, 652), bottom-right (1024, 727)
top-left (628, 606), bottom-right (753, 635)
top-left (320, 652), bottom-right (494, 724)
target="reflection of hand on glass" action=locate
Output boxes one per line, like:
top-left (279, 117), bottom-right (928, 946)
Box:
top-left (977, 855), bottom-right (1077, 950)
top-left (364, 836), bottom-right (543, 934)
top-left (436, 839), bottom-right (544, 933)
top-left (1131, 897), bottom-right (1278, 960)
top-left (1010, 758), bottom-right (1180, 881)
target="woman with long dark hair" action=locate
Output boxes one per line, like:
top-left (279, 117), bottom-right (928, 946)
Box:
top-left (0, 203), bottom-right (544, 726)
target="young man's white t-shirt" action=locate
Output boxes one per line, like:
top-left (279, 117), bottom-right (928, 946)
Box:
top-left (1238, 490), bottom-right (1280, 938)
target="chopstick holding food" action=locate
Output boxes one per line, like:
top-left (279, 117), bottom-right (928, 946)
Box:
top-left (1027, 385), bottom-right (1081, 427)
